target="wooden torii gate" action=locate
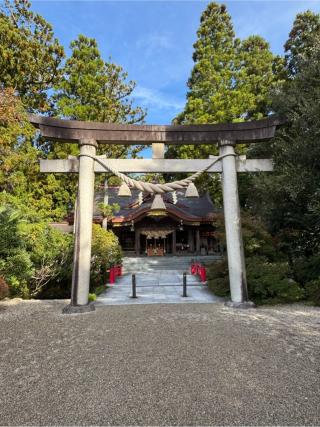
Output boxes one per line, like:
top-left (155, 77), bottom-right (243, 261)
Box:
top-left (29, 114), bottom-right (283, 313)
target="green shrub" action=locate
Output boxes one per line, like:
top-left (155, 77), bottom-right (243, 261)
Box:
top-left (246, 256), bottom-right (304, 305)
top-left (1, 249), bottom-right (34, 298)
top-left (207, 259), bottom-right (230, 297)
top-left (90, 224), bottom-right (122, 290)
top-left (305, 278), bottom-right (320, 306)
top-left (207, 256), bottom-right (304, 305)
top-left (292, 254), bottom-right (320, 285)
top-left (0, 276), bottom-right (9, 300)
top-left (88, 293), bottom-right (96, 302)
top-left (214, 212), bottom-right (281, 262)
top-left (0, 204), bottom-right (74, 299)
top-left (242, 216), bottom-right (279, 261)
top-left (19, 222), bottom-right (73, 298)
top-left (207, 213), bottom-right (305, 305)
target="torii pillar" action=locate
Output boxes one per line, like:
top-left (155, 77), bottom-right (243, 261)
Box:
top-left (63, 139), bottom-right (97, 314)
top-left (219, 140), bottom-right (254, 308)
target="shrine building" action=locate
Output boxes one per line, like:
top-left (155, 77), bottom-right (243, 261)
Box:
top-left (89, 187), bottom-right (221, 257)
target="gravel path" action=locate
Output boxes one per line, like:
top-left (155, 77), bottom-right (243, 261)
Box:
top-left (0, 299), bottom-right (319, 426)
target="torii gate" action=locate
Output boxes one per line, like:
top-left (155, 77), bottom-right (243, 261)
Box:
top-left (29, 114), bottom-right (283, 313)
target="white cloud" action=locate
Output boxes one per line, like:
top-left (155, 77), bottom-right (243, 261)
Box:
top-left (133, 86), bottom-right (185, 110)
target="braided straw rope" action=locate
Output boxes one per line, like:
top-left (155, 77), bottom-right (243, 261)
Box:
top-left (79, 153), bottom-right (236, 195)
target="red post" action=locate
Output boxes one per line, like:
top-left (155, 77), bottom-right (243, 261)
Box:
top-left (200, 266), bottom-right (207, 282)
top-left (191, 263), bottom-right (195, 275)
top-left (109, 266), bottom-right (115, 284)
top-left (196, 263), bottom-right (200, 276)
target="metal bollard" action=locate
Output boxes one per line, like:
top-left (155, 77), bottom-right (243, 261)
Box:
top-left (132, 273), bottom-right (137, 298)
top-left (183, 272), bottom-right (187, 297)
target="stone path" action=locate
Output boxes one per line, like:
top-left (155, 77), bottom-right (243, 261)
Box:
top-left (97, 272), bottom-right (223, 305)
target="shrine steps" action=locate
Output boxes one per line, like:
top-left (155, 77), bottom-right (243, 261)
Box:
top-left (122, 255), bottom-right (221, 274)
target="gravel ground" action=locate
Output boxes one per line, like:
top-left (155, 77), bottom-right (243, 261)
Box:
top-left (0, 299), bottom-right (319, 426)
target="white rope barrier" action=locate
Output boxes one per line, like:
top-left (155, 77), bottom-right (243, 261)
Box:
top-left (78, 153), bottom-right (237, 194)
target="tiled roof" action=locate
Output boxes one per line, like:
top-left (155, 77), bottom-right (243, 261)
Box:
top-left (94, 187), bottom-right (220, 224)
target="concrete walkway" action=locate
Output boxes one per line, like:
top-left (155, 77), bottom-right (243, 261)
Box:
top-left (97, 272), bottom-right (223, 305)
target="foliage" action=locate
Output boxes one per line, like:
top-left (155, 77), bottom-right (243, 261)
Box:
top-left (0, 87), bottom-right (34, 144)
top-left (19, 221), bottom-right (73, 297)
top-left (0, 276), bottom-right (9, 299)
top-left (284, 10), bottom-right (320, 77)
top-left (304, 279), bottom-right (320, 306)
top-left (0, 88), bottom-right (74, 221)
top-left (91, 224), bottom-right (122, 289)
top-left (53, 34), bottom-right (146, 161)
top-left (166, 2), bottom-right (284, 200)
top-left (214, 212), bottom-right (279, 261)
top-left (0, 204), bottom-right (33, 297)
top-left (0, 0), bottom-right (64, 111)
top-left (0, 203), bottom-right (73, 298)
top-left (291, 254), bottom-right (320, 285)
top-left (246, 257), bottom-right (303, 305)
top-left (55, 35), bottom-right (145, 123)
top-left (98, 202), bottom-right (120, 230)
top-left (172, 3), bottom-right (283, 125)
top-left (206, 258), bottom-right (229, 297)
top-left (88, 293), bottom-right (97, 302)
top-left (248, 38), bottom-right (320, 260)
top-left (207, 213), bottom-right (304, 304)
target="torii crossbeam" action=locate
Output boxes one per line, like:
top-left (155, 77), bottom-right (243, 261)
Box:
top-left (29, 114), bottom-right (284, 313)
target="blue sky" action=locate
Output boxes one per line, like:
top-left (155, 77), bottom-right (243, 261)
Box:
top-left (32, 0), bottom-right (320, 126)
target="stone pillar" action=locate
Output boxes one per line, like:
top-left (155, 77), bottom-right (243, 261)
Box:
top-left (219, 140), bottom-right (254, 308)
top-left (172, 230), bottom-right (176, 255)
top-left (63, 139), bottom-right (97, 314)
top-left (196, 229), bottom-right (200, 254)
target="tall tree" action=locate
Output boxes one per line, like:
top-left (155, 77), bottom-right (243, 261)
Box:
top-left (167, 2), bottom-right (283, 203)
top-left (0, 0), bottom-right (64, 111)
top-left (0, 88), bottom-right (69, 220)
top-left (55, 35), bottom-right (146, 124)
top-left (238, 35), bottom-right (285, 120)
top-left (53, 35), bottom-right (146, 159)
top-left (174, 3), bottom-right (283, 126)
top-left (174, 3), bottom-right (238, 125)
top-left (284, 10), bottom-right (320, 76)
top-left (249, 40), bottom-right (320, 258)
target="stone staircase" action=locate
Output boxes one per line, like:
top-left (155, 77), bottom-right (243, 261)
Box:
top-left (122, 255), bottom-right (221, 274)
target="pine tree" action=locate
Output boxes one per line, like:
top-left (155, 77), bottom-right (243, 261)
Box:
top-left (167, 2), bottom-right (283, 203)
top-left (54, 35), bottom-right (147, 160)
top-left (248, 21), bottom-right (320, 258)
top-left (55, 35), bottom-right (146, 125)
top-left (238, 35), bottom-right (285, 120)
top-left (284, 10), bottom-right (320, 76)
top-left (175, 3), bottom-right (238, 125)
top-left (0, 0), bottom-right (64, 111)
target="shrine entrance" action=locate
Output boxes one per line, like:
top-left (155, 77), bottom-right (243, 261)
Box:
top-left (29, 113), bottom-right (283, 313)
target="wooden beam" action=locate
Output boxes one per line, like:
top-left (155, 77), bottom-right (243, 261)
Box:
top-left (29, 114), bottom-right (285, 144)
top-left (40, 158), bottom-right (273, 173)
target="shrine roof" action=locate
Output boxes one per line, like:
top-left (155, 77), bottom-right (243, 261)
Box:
top-left (94, 187), bottom-right (220, 224)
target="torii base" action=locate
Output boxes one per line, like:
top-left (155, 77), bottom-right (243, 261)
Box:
top-left (225, 300), bottom-right (256, 309)
top-left (62, 303), bottom-right (96, 315)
